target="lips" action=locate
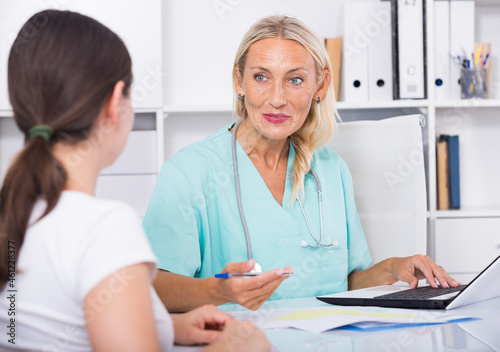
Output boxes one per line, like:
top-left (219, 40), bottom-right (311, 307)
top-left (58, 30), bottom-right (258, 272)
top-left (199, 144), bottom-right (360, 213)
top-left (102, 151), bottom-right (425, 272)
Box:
top-left (262, 113), bottom-right (291, 124)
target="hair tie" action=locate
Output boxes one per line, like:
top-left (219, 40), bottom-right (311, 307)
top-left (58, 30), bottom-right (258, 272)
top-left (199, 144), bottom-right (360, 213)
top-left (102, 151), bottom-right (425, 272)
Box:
top-left (29, 125), bottom-right (54, 141)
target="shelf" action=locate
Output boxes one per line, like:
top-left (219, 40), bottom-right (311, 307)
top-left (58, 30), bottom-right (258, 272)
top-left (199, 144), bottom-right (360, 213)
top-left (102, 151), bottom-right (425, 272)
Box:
top-left (164, 105), bottom-right (233, 113)
top-left (436, 207), bottom-right (500, 219)
top-left (476, 0), bottom-right (500, 6)
top-left (0, 110), bottom-right (13, 118)
top-left (336, 100), bottom-right (429, 110)
top-left (434, 99), bottom-right (500, 109)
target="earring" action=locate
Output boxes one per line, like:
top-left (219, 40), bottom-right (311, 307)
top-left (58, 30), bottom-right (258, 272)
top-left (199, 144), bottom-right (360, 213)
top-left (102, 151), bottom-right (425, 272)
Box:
top-left (238, 94), bottom-right (244, 102)
top-left (317, 97), bottom-right (321, 104)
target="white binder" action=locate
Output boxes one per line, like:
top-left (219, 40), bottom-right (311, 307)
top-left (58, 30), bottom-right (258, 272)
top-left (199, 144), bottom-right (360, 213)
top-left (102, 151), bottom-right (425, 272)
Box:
top-left (342, 2), bottom-right (370, 102)
top-left (368, 1), bottom-right (393, 102)
top-left (449, 0), bottom-right (475, 100)
top-left (434, 0), bottom-right (451, 101)
top-left (396, 0), bottom-right (426, 99)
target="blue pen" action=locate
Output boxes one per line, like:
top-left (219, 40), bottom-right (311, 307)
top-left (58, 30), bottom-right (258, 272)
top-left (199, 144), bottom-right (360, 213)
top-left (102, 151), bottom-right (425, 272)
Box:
top-left (215, 273), bottom-right (260, 278)
top-left (215, 272), bottom-right (294, 278)
top-left (483, 53), bottom-right (490, 67)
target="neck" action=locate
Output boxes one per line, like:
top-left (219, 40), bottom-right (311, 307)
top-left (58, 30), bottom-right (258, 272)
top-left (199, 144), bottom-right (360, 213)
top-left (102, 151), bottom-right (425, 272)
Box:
top-left (52, 142), bottom-right (102, 196)
top-left (236, 119), bottom-right (289, 171)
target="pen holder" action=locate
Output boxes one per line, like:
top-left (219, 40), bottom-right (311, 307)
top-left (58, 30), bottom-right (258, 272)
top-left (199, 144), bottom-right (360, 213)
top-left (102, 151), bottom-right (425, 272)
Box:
top-left (460, 67), bottom-right (487, 99)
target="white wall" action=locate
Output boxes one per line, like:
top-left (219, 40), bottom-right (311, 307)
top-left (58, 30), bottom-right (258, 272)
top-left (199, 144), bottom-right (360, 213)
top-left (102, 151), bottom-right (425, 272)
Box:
top-left (162, 0), bottom-right (352, 107)
top-left (0, 0), bottom-right (162, 111)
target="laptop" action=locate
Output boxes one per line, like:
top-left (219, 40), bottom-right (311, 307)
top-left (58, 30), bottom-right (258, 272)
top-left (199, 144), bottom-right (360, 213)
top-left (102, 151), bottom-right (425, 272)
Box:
top-left (317, 255), bottom-right (500, 310)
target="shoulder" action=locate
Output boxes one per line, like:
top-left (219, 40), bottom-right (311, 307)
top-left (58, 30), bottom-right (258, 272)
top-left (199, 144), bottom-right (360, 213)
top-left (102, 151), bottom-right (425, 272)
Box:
top-left (158, 124), bottom-right (232, 179)
top-left (54, 192), bottom-right (141, 231)
top-left (312, 146), bottom-right (353, 189)
top-left (313, 146), bottom-right (349, 171)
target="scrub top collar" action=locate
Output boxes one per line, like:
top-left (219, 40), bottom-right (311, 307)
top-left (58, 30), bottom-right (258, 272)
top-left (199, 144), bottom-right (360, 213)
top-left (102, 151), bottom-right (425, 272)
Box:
top-left (227, 123), bottom-right (296, 208)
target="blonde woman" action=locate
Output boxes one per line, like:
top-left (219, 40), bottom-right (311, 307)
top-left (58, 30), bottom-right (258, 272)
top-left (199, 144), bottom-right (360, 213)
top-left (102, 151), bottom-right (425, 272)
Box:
top-left (143, 15), bottom-right (459, 313)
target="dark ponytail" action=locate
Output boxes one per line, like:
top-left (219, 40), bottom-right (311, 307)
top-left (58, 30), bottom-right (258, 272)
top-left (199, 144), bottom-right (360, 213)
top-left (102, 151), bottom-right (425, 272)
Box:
top-left (0, 10), bottom-right (132, 290)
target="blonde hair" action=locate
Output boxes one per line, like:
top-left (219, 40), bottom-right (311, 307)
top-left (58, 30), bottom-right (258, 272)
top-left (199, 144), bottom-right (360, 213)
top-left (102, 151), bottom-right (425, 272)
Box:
top-left (233, 15), bottom-right (339, 201)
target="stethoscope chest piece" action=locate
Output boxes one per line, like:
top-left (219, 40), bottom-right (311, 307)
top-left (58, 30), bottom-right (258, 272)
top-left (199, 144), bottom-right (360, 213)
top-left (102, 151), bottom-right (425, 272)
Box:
top-left (250, 262), bottom-right (262, 273)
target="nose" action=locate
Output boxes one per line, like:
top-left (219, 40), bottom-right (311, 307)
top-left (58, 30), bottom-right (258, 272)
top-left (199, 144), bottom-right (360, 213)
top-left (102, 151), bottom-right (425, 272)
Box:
top-left (268, 81), bottom-right (287, 108)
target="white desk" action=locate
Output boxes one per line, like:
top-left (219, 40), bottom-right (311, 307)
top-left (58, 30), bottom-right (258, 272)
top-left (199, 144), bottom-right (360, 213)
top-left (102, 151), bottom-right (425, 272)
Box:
top-left (173, 296), bottom-right (500, 352)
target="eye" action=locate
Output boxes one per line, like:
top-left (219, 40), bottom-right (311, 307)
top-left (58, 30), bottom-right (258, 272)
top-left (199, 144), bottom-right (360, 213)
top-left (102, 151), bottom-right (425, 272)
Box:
top-left (254, 74), bottom-right (267, 82)
top-left (290, 77), bottom-right (304, 85)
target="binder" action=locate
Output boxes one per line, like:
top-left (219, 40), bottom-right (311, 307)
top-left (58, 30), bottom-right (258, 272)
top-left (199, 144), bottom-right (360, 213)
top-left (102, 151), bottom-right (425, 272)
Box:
top-left (449, 0), bottom-right (475, 100)
top-left (436, 139), bottom-right (450, 210)
top-left (447, 135), bottom-right (460, 209)
top-left (342, 3), bottom-right (370, 102)
top-left (368, 1), bottom-right (393, 102)
top-left (440, 135), bottom-right (460, 209)
top-left (393, 0), bottom-right (426, 99)
top-left (325, 37), bottom-right (342, 102)
top-left (434, 0), bottom-right (451, 101)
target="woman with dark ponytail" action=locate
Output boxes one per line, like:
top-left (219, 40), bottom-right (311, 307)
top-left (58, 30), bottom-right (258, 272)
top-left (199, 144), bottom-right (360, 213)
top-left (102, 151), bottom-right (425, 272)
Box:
top-left (0, 10), bottom-right (269, 351)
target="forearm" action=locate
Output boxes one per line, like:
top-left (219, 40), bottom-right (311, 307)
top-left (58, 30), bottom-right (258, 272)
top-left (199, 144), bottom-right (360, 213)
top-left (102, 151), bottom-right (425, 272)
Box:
top-left (153, 270), bottom-right (228, 313)
top-left (348, 257), bottom-right (399, 291)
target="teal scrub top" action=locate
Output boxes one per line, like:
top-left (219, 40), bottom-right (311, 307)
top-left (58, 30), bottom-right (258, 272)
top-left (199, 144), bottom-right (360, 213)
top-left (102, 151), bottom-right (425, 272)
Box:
top-left (143, 125), bottom-right (372, 300)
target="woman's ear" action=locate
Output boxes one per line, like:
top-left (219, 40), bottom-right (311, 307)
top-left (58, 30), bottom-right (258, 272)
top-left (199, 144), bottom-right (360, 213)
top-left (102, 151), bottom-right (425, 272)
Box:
top-left (315, 69), bottom-right (331, 101)
top-left (102, 81), bottom-right (126, 128)
top-left (233, 66), bottom-right (244, 96)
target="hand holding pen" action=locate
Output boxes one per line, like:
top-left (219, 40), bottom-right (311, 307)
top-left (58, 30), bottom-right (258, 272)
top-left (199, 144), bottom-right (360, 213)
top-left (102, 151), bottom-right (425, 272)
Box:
top-left (213, 259), bottom-right (295, 310)
top-left (215, 271), bottom-right (294, 278)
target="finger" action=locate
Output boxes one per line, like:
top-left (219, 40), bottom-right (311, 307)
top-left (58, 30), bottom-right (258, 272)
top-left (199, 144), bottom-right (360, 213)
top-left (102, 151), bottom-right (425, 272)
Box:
top-left (397, 268), bottom-right (419, 289)
top-left (199, 305), bottom-right (233, 327)
top-left (221, 259), bottom-right (255, 274)
top-left (191, 328), bottom-right (223, 344)
top-left (432, 265), bottom-right (450, 288)
top-left (283, 266), bottom-right (296, 275)
top-left (244, 276), bottom-right (287, 310)
top-left (440, 267), bottom-right (461, 287)
top-left (415, 262), bottom-right (439, 288)
top-left (249, 268), bottom-right (291, 288)
top-left (224, 268), bottom-right (286, 294)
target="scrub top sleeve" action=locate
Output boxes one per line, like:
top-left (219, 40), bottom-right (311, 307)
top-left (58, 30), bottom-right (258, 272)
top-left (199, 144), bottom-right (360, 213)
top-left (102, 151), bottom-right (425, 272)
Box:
top-left (340, 161), bottom-right (372, 274)
top-left (142, 161), bottom-right (202, 277)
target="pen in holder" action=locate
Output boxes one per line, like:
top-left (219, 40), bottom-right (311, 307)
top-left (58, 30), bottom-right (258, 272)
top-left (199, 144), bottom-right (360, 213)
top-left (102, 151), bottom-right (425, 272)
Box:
top-left (461, 67), bottom-right (487, 99)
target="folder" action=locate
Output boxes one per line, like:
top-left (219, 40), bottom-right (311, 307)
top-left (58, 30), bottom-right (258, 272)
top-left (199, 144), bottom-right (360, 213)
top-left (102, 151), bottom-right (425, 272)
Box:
top-left (449, 0), bottom-right (475, 100)
top-left (436, 139), bottom-right (450, 210)
top-left (342, 3), bottom-right (370, 102)
top-left (325, 37), bottom-right (342, 102)
top-left (393, 0), bottom-right (426, 99)
top-left (439, 135), bottom-right (460, 209)
top-left (434, 0), bottom-right (451, 101)
top-left (368, 2), bottom-right (393, 102)
top-left (447, 135), bottom-right (460, 209)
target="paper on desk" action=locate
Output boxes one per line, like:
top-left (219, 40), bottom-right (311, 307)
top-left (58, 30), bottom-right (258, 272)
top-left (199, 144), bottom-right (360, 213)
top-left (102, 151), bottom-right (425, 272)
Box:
top-left (231, 306), bottom-right (474, 333)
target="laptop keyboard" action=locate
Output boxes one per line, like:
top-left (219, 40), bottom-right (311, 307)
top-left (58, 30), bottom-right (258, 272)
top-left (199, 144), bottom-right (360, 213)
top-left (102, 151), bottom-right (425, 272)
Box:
top-left (375, 285), bottom-right (466, 300)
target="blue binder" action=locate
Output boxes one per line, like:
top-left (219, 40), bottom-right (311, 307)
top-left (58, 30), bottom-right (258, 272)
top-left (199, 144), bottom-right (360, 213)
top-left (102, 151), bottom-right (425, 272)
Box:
top-left (440, 135), bottom-right (460, 209)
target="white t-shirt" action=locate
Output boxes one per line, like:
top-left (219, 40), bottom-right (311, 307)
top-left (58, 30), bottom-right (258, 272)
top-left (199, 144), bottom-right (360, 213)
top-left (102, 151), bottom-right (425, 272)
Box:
top-left (0, 191), bottom-right (173, 351)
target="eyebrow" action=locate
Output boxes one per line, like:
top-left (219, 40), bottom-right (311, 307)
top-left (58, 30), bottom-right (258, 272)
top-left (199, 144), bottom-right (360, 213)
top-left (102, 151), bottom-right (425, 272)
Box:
top-left (249, 66), bottom-right (308, 74)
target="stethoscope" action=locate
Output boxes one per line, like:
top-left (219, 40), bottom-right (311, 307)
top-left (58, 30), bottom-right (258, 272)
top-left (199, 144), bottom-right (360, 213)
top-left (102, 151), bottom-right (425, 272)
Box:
top-left (231, 120), bottom-right (337, 272)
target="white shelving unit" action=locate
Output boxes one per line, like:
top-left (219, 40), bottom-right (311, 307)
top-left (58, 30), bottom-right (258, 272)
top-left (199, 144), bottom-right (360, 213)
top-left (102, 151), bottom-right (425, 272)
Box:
top-left (1, 0), bottom-right (499, 281)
